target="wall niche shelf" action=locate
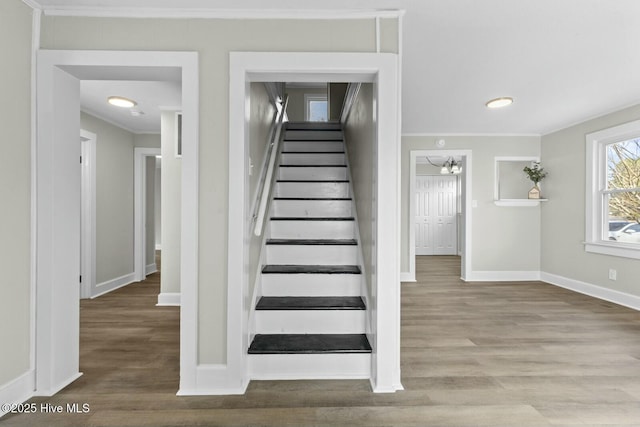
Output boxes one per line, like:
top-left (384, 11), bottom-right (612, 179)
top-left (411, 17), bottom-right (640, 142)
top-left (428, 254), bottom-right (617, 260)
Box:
top-left (494, 199), bottom-right (548, 207)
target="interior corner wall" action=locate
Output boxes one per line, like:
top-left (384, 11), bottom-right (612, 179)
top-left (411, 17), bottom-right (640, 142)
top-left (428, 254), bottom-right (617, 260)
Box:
top-left (540, 104), bottom-right (640, 296)
top-left (160, 111), bottom-right (181, 296)
top-left (40, 14), bottom-right (385, 364)
top-left (0, 0), bottom-right (33, 387)
top-left (401, 135), bottom-right (542, 275)
top-left (80, 112), bottom-right (136, 285)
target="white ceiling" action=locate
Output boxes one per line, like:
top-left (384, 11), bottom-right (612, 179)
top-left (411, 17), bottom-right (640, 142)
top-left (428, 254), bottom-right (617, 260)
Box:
top-left (33, 0), bottom-right (640, 135)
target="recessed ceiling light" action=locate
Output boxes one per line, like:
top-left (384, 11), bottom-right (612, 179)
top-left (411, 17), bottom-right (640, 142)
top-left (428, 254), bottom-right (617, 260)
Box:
top-left (107, 96), bottom-right (137, 108)
top-left (485, 97), bottom-right (513, 109)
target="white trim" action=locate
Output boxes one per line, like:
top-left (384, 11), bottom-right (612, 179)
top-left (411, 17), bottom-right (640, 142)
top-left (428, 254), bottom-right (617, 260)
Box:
top-left (35, 373), bottom-right (83, 398)
top-left (541, 272), bottom-right (640, 312)
top-left (146, 263), bottom-right (157, 275)
top-left (42, 7), bottom-right (404, 20)
top-left (21, 0), bottom-right (41, 10)
top-left (409, 150), bottom-right (473, 282)
top-left (34, 50), bottom-right (199, 398)
top-left (174, 112), bottom-right (182, 158)
top-left (80, 107), bottom-right (140, 134)
top-left (400, 272), bottom-right (416, 282)
top-left (494, 199), bottom-right (547, 207)
top-left (134, 147), bottom-right (161, 282)
top-left (155, 244), bottom-right (162, 250)
top-left (0, 370), bottom-right (35, 418)
top-left (157, 292), bottom-right (181, 307)
top-left (375, 16), bottom-right (381, 53)
top-left (584, 241), bottom-right (640, 260)
top-left (28, 3), bottom-right (41, 393)
top-left (80, 130), bottom-right (97, 299)
top-left (176, 364), bottom-right (248, 396)
top-left (403, 132), bottom-right (541, 137)
top-left (466, 271), bottom-right (541, 282)
top-left (92, 272), bottom-right (136, 299)
top-left (229, 52), bottom-right (401, 395)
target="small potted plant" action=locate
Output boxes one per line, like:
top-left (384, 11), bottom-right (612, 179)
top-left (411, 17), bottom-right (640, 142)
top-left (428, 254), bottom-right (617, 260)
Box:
top-left (523, 162), bottom-right (547, 199)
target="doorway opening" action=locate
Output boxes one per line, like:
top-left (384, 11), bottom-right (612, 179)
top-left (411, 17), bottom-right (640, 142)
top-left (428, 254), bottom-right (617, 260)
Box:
top-left (34, 50), bottom-right (198, 396)
top-left (409, 150), bottom-right (472, 281)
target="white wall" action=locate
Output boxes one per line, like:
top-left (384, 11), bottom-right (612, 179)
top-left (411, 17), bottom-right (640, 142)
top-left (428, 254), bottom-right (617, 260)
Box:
top-left (40, 15), bottom-right (383, 364)
top-left (249, 83), bottom-right (277, 300)
top-left (160, 111), bottom-right (181, 295)
top-left (81, 112), bottom-right (136, 285)
top-left (0, 0), bottom-right (32, 388)
top-left (541, 104), bottom-right (640, 296)
top-left (344, 83), bottom-right (375, 297)
top-left (401, 135), bottom-right (542, 276)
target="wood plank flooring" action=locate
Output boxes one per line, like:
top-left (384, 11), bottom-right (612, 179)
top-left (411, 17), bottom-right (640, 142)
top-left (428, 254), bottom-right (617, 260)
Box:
top-left (5, 255), bottom-right (640, 426)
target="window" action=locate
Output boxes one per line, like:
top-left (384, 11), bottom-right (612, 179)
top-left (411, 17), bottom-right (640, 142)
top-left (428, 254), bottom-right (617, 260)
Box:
top-left (304, 94), bottom-right (327, 122)
top-left (585, 120), bottom-right (640, 259)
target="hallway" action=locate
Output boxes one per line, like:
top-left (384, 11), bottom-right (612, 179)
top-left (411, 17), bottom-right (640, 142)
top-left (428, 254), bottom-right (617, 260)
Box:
top-left (5, 256), bottom-right (640, 425)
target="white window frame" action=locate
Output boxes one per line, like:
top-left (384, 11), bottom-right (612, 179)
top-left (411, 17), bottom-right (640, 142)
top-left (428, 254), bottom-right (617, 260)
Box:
top-left (304, 94), bottom-right (327, 122)
top-left (585, 119), bottom-right (640, 260)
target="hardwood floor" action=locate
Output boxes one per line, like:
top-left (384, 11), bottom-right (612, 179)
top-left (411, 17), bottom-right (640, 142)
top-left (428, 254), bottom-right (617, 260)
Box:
top-left (5, 255), bottom-right (640, 426)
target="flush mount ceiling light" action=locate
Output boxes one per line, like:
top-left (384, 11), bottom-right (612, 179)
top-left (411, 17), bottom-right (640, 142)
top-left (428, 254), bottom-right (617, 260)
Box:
top-left (485, 97), bottom-right (513, 109)
top-left (107, 96), bottom-right (137, 108)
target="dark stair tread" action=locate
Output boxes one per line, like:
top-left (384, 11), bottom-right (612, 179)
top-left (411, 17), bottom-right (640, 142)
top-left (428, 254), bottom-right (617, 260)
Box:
top-left (262, 265), bottom-right (362, 274)
top-left (266, 238), bottom-right (357, 245)
top-left (256, 296), bottom-right (365, 310)
top-left (274, 197), bottom-right (352, 201)
top-left (277, 179), bottom-right (348, 183)
top-left (282, 151), bottom-right (345, 154)
top-left (270, 217), bottom-right (354, 221)
top-left (279, 164), bottom-right (347, 168)
top-left (248, 334), bottom-right (371, 354)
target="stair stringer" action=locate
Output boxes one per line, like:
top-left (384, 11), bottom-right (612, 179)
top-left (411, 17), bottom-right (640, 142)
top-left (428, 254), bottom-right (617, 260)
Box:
top-left (246, 124), bottom-right (289, 351)
top-left (342, 133), bottom-right (374, 354)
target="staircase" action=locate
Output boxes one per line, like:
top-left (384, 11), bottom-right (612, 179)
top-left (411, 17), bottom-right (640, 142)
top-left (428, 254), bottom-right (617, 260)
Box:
top-left (248, 121), bottom-right (371, 380)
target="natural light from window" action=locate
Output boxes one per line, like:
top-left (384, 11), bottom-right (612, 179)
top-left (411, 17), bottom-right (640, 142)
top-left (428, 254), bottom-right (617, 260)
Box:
top-left (585, 120), bottom-right (640, 259)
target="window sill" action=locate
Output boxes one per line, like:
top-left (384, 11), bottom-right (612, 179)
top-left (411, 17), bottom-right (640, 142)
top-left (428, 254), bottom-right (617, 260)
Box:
top-left (584, 241), bottom-right (640, 260)
top-left (494, 199), bottom-right (548, 207)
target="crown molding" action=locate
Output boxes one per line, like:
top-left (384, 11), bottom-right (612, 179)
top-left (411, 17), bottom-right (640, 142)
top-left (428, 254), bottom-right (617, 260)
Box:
top-left (42, 6), bottom-right (404, 20)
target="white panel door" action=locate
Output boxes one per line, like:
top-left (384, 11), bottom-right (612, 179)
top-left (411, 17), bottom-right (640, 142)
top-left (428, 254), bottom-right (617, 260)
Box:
top-left (415, 175), bottom-right (458, 255)
top-left (433, 175), bottom-right (458, 255)
top-left (415, 175), bottom-right (433, 255)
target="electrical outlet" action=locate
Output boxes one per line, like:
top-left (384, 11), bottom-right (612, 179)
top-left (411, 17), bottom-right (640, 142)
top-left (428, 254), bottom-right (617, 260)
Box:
top-left (608, 269), bottom-right (617, 280)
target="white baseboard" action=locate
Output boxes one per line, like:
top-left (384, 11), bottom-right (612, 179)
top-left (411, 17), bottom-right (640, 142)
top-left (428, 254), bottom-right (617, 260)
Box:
top-left (92, 272), bottom-right (136, 298)
top-left (177, 364), bottom-right (248, 395)
top-left (400, 272), bottom-right (416, 282)
top-left (0, 370), bottom-right (34, 418)
top-left (541, 272), bottom-right (640, 311)
top-left (155, 244), bottom-right (162, 251)
top-left (466, 270), bottom-right (541, 282)
top-left (146, 262), bottom-right (157, 275)
top-left (156, 292), bottom-right (181, 306)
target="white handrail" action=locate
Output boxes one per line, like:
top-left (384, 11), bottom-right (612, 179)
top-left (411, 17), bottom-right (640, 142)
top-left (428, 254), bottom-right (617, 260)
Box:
top-left (254, 95), bottom-right (288, 236)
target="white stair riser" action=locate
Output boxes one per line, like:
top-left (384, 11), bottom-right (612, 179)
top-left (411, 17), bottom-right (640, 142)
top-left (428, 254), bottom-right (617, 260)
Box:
top-left (275, 182), bottom-right (350, 198)
top-left (255, 310), bottom-right (365, 334)
top-left (249, 353), bottom-right (370, 380)
top-left (271, 199), bottom-right (352, 217)
top-left (283, 140), bottom-right (344, 152)
top-left (278, 166), bottom-right (347, 181)
top-left (261, 274), bottom-right (361, 296)
top-left (285, 130), bottom-right (343, 141)
top-left (270, 220), bottom-right (354, 239)
top-left (266, 245), bottom-right (358, 264)
top-left (280, 153), bottom-right (345, 165)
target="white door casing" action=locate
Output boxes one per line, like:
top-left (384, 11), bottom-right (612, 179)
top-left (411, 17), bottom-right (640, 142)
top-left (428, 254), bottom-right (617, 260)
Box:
top-left (80, 130), bottom-right (97, 299)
